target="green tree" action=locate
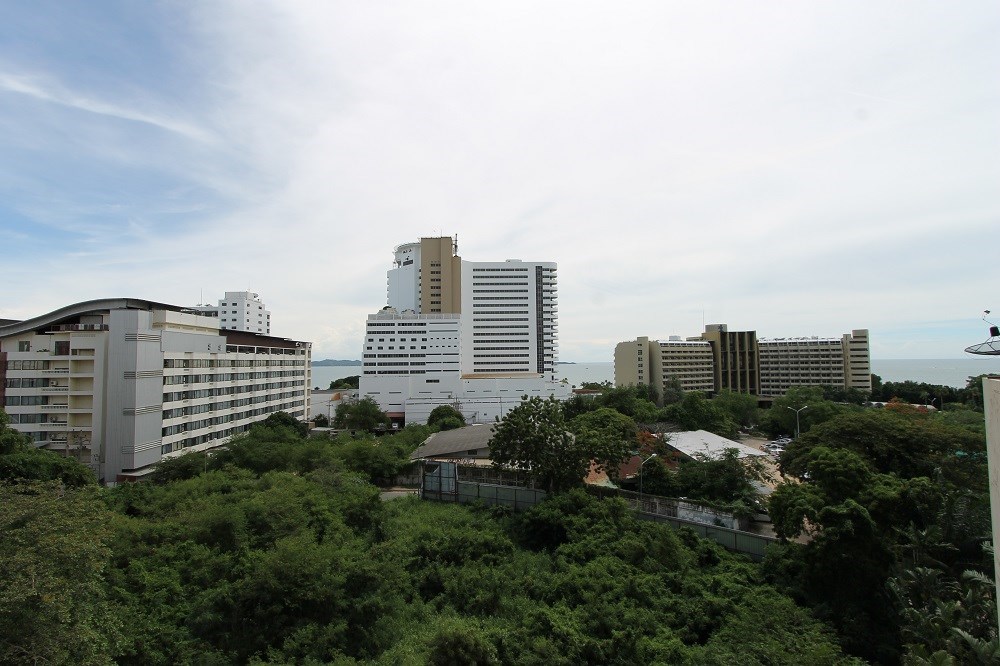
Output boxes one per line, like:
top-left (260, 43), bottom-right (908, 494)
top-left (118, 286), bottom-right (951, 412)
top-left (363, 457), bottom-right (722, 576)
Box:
top-left (662, 392), bottom-right (738, 438)
top-left (675, 448), bottom-right (771, 512)
top-left (561, 393), bottom-right (599, 420)
top-left (712, 389), bottom-right (759, 429)
top-left (766, 387), bottom-right (850, 438)
top-left (426, 619), bottom-right (499, 666)
top-left (262, 410), bottom-right (308, 437)
top-left (0, 409), bottom-right (95, 486)
top-left (780, 409), bottom-right (984, 481)
top-left (328, 375), bottom-right (360, 390)
top-left (596, 385), bottom-right (659, 423)
top-left (659, 376), bottom-right (685, 406)
top-left (0, 408), bottom-right (30, 454)
top-left (334, 397), bottom-right (391, 432)
top-left (427, 405), bottom-right (466, 431)
top-left (568, 408), bottom-right (638, 484)
top-left (148, 450), bottom-right (211, 484)
top-left (312, 413), bottom-right (329, 427)
top-left (0, 481), bottom-right (124, 665)
top-left (489, 396), bottom-right (590, 493)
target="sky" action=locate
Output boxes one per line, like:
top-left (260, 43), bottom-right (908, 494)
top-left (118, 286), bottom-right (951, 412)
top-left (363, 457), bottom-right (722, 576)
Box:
top-left (1, 1), bottom-right (997, 361)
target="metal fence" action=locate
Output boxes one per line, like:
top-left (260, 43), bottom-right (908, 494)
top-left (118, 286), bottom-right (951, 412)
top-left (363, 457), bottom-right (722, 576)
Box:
top-left (418, 461), bottom-right (777, 560)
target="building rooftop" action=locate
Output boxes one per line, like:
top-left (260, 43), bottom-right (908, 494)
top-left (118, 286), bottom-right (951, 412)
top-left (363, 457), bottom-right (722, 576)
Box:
top-left (410, 424), bottom-right (496, 460)
top-left (664, 430), bottom-right (767, 461)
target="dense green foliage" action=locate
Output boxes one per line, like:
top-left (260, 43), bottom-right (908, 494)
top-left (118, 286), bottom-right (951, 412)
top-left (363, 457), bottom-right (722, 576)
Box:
top-left (1, 481), bottom-right (124, 665)
top-left (1, 381), bottom-right (995, 665)
top-left (870, 373), bottom-right (987, 410)
top-left (334, 396), bottom-right (391, 431)
top-left (640, 448), bottom-right (772, 518)
top-left (426, 404), bottom-right (466, 431)
top-left (328, 375), bottom-right (360, 390)
top-left (1, 412), bottom-right (862, 664)
top-left (0, 409), bottom-right (95, 486)
top-left (490, 397), bottom-right (635, 493)
top-left (766, 407), bottom-right (994, 663)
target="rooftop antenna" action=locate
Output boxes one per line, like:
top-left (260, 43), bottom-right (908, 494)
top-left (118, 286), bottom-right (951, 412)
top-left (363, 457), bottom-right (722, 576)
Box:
top-left (964, 310), bottom-right (1000, 355)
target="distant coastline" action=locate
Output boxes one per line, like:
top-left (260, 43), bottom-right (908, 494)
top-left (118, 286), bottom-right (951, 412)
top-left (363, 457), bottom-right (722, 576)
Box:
top-left (309, 358), bottom-right (999, 388)
top-left (312, 359), bottom-right (362, 366)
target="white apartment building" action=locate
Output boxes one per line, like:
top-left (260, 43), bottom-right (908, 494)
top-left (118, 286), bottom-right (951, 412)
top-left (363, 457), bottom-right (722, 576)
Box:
top-left (360, 237), bottom-right (568, 423)
top-left (1, 298), bottom-right (309, 483)
top-left (757, 329), bottom-right (871, 397)
top-left (192, 291), bottom-right (271, 335)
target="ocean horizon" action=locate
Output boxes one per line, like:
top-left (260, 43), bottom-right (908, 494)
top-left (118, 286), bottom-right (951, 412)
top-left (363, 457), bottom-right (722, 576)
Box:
top-left (310, 357), bottom-right (999, 391)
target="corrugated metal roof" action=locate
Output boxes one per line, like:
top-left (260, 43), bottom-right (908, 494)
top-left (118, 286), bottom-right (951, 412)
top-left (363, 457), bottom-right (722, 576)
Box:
top-left (410, 424), bottom-right (497, 460)
top-left (664, 430), bottom-right (767, 461)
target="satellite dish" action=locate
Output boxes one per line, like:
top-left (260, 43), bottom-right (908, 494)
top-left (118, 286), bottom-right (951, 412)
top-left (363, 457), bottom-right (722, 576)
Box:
top-left (964, 310), bottom-right (1000, 355)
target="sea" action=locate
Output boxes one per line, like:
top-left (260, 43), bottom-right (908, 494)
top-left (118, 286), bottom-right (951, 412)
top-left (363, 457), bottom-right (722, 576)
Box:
top-left (309, 358), bottom-right (1000, 391)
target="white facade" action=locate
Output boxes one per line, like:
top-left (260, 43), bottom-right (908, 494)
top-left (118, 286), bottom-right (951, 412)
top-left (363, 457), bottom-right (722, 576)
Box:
top-left (360, 239), bottom-right (567, 423)
top-left (1, 299), bottom-right (309, 483)
top-left (461, 260), bottom-right (558, 380)
top-left (386, 243), bottom-right (421, 312)
top-left (361, 373), bottom-right (569, 424)
top-left (362, 309), bottom-right (463, 379)
top-left (192, 291), bottom-right (271, 335)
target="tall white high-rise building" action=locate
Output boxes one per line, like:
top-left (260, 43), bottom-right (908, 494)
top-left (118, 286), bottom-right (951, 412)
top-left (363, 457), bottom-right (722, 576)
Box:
top-left (192, 291), bottom-right (271, 335)
top-left (462, 260), bottom-right (558, 380)
top-left (361, 237), bottom-right (568, 424)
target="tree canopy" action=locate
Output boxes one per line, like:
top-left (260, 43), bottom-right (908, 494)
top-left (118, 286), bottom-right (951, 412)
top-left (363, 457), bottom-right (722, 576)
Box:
top-left (334, 396), bottom-right (391, 432)
top-left (489, 396), bottom-right (587, 493)
top-left (328, 375), bottom-right (360, 390)
top-left (765, 403), bottom-right (992, 662)
top-left (427, 404), bottom-right (466, 431)
top-left (0, 409), bottom-right (95, 486)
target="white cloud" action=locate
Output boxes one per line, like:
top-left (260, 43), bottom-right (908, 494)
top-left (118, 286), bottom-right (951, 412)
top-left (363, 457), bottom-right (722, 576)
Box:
top-left (1, 1), bottom-right (997, 359)
top-left (0, 70), bottom-right (214, 142)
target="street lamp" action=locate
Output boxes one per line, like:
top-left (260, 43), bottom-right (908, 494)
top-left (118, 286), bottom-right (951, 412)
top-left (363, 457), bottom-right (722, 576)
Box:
top-left (638, 453), bottom-right (658, 511)
top-left (785, 405), bottom-right (809, 440)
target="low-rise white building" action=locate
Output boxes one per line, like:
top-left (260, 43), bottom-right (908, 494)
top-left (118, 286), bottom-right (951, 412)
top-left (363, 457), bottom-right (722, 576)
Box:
top-left (1, 298), bottom-right (309, 483)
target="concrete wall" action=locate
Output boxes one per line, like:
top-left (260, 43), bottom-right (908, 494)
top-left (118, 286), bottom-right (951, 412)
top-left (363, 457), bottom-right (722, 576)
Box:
top-left (984, 376), bottom-right (1000, 634)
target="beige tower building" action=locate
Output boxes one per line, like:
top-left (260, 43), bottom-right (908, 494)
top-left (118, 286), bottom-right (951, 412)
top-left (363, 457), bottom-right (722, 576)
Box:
top-left (614, 336), bottom-right (714, 394)
top-left (387, 237), bottom-right (462, 315)
top-left (616, 325), bottom-right (871, 400)
top-left (757, 329), bottom-right (871, 397)
top-left (614, 337), bottom-right (650, 388)
top-left (697, 324), bottom-right (760, 395)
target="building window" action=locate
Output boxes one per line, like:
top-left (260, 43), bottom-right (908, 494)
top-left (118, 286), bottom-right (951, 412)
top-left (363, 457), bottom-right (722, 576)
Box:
top-left (18, 341), bottom-right (29, 352)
